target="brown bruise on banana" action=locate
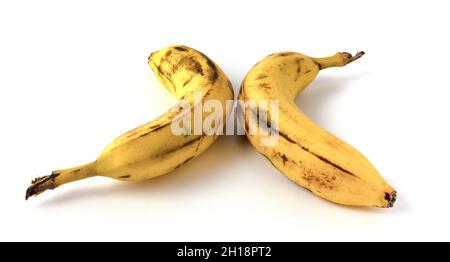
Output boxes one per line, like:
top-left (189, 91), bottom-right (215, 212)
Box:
top-left (137, 122), bottom-right (172, 138)
top-left (118, 46), bottom-right (221, 144)
top-left (250, 118), bottom-right (342, 194)
top-left (151, 46), bottom-right (219, 86)
top-left (174, 46), bottom-right (188, 52)
top-left (183, 75), bottom-right (194, 86)
top-left (130, 73), bottom-right (218, 144)
top-left (315, 61), bottom-right (322, 70)
top-left (277, 52), bottom-right (295, 57)
top-left (181, 156), bottom-right (195, 165)
top-left (114, 46), bottom-right (222, 174)
top-left (276, 131), bottom-right (356, 177)
top-left (246, 104), bottom-right (357, 178)
top-left (255, 74), bottom-right (268, 80)
top-left (244, 57), bottom-right (309, 127)
top-left (249, 123), bottom-right (349, 199)
top-left (269, 142), bottom-right (341, 192)
top-left (174, 56), bottom-right (204, 76)
top-left (163, 125), bottom-right (211, 173)
top-left (199, 51), bottom-right (219, 83)
top-left (258, 82), bottom-right (271, 89)
top-left (162, 136), bottom-right (202, 156)
top-left (170, 156), bottom-right (196, 172)
top-left (294, 58), bottom-right (302, 82)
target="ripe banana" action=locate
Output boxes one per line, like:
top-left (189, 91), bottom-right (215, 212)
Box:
top-left (26, 45), bottom-right (234, 200)
top-left (238, 51), bottom-right (397, 208)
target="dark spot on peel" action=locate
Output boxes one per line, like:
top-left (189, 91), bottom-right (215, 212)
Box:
top-left (152, 123), bottom-right (170, 132)
top-left (277, 52), bottom-right (295, 57)
top-left (155, 65), bottom-right (176, 91)
top-left (227, 79), bottom-right (233, 89)
top-left (278, 131), bottom-right (357, 177)
top-left (183, 75), bottom-right (194, 86)
top-left (193, 61), bottom-right (204, 75)
top-left (280, 154), bottom-right (288, 165)
top-left (267, 117), bottom-right (272, 128)
top-left (295, 58), bottom-right (301, 81)
top-left (150, 124), bottom-right (162, 130)
top-left (138, 122), bottom-right (171, 138)
top-left (278, 131), bottom-right (296, 144)
top-left (238, 82), bottom-right (245, 98)
top-left (206, 58), bottom-right (219, 82)
top-left (182, 156), bottom-right (195, 165)
top-left (198, 52), bottom-right (219, 83)
top-left (193, 136), bottom-right (204, 153)
top-left (174, 46), bottom-right (188, 52)
top-left (314, 61), bottom-right (322, 70)
top-left (313, 154), bottom-right (356, 177)
top-left (203, 88), bottom-right (211, 98)
top-left (118, 175), bottom-right (131, 179)
top-left (255, 74), bottom-right (268, 80)
top-left (259, 82), bottom-right (270, 89)
top-left (164, 136), bottom-right (202, 155)
top-left (243, 116), bottom-right (249, 134)
top-left (275, 152), bottom-right (289, 165)
top-left (148, 51), bottom-right (156, 61)
top-left (170, 155), bottom-right (197, 172)
top-left (175, 56), bottom-right (204, 76)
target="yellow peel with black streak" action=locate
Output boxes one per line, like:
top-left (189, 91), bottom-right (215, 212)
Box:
top-left (238, 51), bottom-right (396, 208)
top-left (26, 45), bottom-right (234, 200)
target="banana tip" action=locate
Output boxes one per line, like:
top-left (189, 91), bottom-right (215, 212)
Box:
top-left (385, 191), bottom-right (397, 208)
top-left (341, 51), bottom-right (365, 65)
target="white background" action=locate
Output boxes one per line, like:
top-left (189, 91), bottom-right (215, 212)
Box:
top-left (1, 0), bottom-right (449, 241)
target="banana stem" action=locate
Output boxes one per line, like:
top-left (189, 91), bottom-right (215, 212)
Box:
top-left (25, 174), bottom-right (58, 200)
top-left (344, 51), bottom-right (365, 65)
top-left (25, 162), bottom-right (96, 200)
top-left (312, 51), bottom-right (365, 70)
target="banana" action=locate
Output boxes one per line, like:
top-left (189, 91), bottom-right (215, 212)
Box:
top-left (26, 45), bottom-right (234, 200)
top-left (238, 51), bottom-right (397, 208)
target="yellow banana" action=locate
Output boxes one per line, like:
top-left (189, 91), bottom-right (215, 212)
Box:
top-left (238, 51), bottom-right (397, 208)
top-left (26, 45), bottom-right (234, 199)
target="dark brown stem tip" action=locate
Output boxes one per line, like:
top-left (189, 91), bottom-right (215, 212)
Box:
top-left (384, 191), bottom-right (397, 208)
top-left (341, 51), bottom-right (365, 65)
top-left (25, 174), bottom-right (58, 200)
